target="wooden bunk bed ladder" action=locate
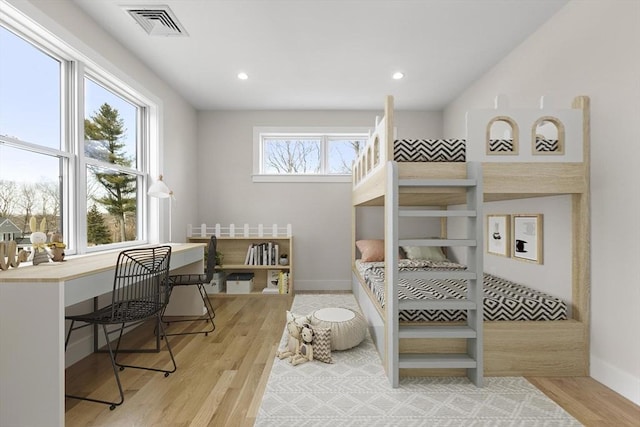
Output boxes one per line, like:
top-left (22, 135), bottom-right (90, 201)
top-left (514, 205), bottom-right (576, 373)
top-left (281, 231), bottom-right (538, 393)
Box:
top-left (385, 161), bottom-right (484, 387)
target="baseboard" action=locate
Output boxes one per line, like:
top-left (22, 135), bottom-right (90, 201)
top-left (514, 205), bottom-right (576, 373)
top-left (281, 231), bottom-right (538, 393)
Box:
top-left (65, 334), bottom-right (94, 367)
top-left (64, 323), bottom-right (146, 368)
top-left (294, 279), bottom-right (351, 292)
top-left (591, 355), bottom-right (640, 405)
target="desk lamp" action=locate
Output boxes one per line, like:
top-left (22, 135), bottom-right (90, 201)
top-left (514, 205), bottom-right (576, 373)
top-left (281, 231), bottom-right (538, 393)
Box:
top-left (148, 175), bottom-right (173, 242)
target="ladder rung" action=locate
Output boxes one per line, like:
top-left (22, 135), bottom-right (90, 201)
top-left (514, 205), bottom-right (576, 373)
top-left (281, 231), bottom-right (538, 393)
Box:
top-left (399, 325), bottom-right (477, 339)
top-left (399, 353), bottom-right (477, 369)
top-left (399, 179), bottom-right (476, 187)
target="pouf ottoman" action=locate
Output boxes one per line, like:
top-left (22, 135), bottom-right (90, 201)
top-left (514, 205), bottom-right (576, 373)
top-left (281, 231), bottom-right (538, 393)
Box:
top-left (310, 307), bottom-right (367, 350)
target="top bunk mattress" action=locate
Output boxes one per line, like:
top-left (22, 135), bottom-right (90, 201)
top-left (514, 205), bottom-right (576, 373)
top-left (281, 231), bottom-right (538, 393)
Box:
top-left (355, 259), bottom-right (567, 321)
top-left (393, 138), bottom-right (560, 162)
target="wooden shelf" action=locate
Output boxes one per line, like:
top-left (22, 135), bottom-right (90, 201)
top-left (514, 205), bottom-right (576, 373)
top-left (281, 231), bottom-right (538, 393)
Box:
top-left (188, 235), bottom-right (293, 296)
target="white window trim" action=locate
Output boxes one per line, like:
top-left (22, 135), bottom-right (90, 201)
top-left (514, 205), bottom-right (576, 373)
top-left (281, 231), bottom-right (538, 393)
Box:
top-left (252, 126), bottom-right (370, 183)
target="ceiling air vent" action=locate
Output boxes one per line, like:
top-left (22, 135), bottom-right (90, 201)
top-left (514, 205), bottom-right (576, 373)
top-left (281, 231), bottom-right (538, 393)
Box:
top-left (124, 5), bottom-right (188, 37)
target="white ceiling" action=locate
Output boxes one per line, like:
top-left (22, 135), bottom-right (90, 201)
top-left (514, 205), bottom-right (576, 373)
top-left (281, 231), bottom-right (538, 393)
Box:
top-left (71, 0), bottom-right (568, 111)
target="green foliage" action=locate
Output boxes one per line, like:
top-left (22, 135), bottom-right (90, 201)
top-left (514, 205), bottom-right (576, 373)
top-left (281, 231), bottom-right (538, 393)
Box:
top-left (85, 103), bottom-right (136, 242)
top-left (86, 205), bottom-right (112, 245)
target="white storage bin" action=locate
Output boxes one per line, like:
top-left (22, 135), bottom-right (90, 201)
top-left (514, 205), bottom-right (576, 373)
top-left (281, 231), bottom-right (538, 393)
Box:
top-left (204, 272), bottom-right (226, 294)
top-left (226, 273), bottom-right (254, 294)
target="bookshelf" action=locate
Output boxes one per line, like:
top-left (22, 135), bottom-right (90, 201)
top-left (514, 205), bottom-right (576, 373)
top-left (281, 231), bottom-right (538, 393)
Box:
top-left (187, 223), bottom-right (293, 296)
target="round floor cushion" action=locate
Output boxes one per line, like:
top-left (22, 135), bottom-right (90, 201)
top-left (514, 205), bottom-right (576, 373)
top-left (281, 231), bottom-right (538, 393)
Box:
top-left (310, 307), bottom-right (367, 350)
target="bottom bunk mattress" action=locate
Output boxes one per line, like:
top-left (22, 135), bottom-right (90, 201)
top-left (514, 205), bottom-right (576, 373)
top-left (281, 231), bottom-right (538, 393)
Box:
top-left (355, 259), bottom-right (567, 322)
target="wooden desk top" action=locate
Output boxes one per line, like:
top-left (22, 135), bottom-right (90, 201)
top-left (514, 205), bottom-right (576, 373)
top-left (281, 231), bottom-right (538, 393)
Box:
top-left (0, 243), bottom-right (204, 283)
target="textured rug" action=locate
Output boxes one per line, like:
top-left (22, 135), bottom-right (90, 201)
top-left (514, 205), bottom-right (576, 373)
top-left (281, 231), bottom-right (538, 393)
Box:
top-left (255, 293), bottom-right (581, 427)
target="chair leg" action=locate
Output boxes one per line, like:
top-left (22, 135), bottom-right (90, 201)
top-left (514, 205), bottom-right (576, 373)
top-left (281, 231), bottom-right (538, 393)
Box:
top-left (65, 324), bottom-right (125, 410)
top-left (114, 316), bottom-right (177, 375)
top-left (198, 284), bottom-right (216, 335)
top-left (162, 285), bottom-right (216, 337)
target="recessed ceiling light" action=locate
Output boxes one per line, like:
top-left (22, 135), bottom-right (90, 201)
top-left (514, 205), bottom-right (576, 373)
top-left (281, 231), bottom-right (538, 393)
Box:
top-left (392, 72), bottom-right (404, 80)
top-left (237, 72), bottom-right (249, 80)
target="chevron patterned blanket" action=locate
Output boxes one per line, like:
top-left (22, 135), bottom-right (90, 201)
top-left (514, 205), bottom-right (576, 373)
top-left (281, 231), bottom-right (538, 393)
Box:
top-left (393, 138), bottom-right (559, 162)
top-left (356, 260), bottom-right (567, 322)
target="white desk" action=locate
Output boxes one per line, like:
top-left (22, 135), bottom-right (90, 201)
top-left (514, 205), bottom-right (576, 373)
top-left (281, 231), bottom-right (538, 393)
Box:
top-left (0, 243), bottom-right (205, 427)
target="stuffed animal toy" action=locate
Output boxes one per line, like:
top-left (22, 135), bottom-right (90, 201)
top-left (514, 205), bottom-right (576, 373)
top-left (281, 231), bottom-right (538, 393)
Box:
top-left (48, 232), bottom-right (66, 262)
top-left (276, 311), bottom-right (306, 360)
top-left (27, 217), bottom-right (52, 266)
top-left (290, 323), bottom-right (314, 366)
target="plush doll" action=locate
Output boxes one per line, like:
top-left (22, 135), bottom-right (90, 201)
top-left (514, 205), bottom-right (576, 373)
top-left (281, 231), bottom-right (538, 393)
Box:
top-left (276, 311), bottom-right (305, 360)
top-left (291, 323), bottom-right (314, 366)
top-left (48, 232), bottom-right (66, 262)
top-left (27, 217), bottom-right (52, 266)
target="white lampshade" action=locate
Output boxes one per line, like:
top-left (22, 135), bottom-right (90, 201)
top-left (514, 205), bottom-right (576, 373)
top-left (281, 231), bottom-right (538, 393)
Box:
top-left (148, 175), bottom-right (172, 198)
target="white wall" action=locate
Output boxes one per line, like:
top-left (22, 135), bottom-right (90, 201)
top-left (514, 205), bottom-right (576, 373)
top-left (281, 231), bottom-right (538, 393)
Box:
top-left (197, 110), bottom-right (442, 291)
top-left (443, 0), bottom-right (640, 404)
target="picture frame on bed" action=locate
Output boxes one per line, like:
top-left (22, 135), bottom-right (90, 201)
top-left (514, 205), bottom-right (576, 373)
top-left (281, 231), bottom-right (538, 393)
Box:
top-left (512, 214), bottom-right (543, 264)
top-left (487, 214), bottom-right (510, 257)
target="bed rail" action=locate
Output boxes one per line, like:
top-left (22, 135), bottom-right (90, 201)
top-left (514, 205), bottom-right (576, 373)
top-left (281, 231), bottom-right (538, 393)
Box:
top-left (352, 95), bottom-right (587, 191)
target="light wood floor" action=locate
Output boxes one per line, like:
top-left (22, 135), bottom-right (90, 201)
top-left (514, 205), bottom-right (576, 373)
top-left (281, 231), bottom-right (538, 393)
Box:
top-left (65, 294), bottom-right (640, 426)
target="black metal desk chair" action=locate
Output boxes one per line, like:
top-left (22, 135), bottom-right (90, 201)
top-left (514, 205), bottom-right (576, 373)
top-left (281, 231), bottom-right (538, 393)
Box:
top-left (64, 246), bottom-right (176, 410)
top-left (161, 236), bottom-right (216, 336)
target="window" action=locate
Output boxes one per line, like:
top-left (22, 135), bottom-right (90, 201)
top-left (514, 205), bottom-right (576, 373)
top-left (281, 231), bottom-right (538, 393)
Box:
top-left (254, 128), bottom-right (367, 182)
top-left (0, 25), bottom-right (66, 247)
top-left (84, 77), bottom-right (143, 247)
top-left (0, 15), bottom-right (157, 254)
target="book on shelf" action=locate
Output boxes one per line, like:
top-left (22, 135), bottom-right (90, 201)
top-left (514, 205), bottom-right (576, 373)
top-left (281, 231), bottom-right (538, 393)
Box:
top-left (266, 270), bottom-right (281, 289)
top-left (244, 245), bottom-right (252, 265)
top-left (278, 271), bottom-right (290, 294)
top-left (243, 242), bottom-right (281, 266)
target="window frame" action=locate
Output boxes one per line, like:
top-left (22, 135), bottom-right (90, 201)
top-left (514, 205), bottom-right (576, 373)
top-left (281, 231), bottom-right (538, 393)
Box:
top-left (253, 127), bottom-right (369, 183)
top-left (0, 7), bottom-right (163, 256)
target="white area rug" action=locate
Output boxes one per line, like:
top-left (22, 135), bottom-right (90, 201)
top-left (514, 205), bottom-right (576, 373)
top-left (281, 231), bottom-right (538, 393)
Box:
top-left (255, 293), bottom-right (581, 427)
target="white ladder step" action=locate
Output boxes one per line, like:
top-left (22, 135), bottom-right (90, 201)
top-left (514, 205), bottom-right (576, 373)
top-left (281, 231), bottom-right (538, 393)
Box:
top-left (399, 179), bottom-right (476, 187)
top-left (398, 270), bottom-right (478, 280)
top-left (399, 325), bottom-right (477, 339)
top-left (399, 353), bottom-right (477, 369)
top-left (398, 299), bottom-right (477, 311)
top-left (399, 209), bottom-right (476, 218)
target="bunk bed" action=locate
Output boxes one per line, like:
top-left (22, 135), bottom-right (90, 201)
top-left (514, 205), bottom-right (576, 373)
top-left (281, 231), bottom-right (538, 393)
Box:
top-left (351, 95), bottom-right (590, 387)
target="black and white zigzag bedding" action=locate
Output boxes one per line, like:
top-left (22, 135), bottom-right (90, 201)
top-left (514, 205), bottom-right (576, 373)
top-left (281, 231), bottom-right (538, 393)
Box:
top-left (356, 260), bottom-right (567, 322)
top-left (393, 138), bottom-right (548, 161)
top-left (394, 139), bottom-right (466, 162)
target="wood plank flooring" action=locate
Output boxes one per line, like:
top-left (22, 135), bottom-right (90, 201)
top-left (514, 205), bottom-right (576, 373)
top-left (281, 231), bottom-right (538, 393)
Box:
top-left (65, 294), bottom-right (640, 426)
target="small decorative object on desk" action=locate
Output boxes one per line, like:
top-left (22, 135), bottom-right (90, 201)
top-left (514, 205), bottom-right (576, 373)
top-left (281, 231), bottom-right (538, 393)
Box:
top-left (0, 241), bottom-right (23, 271)
top-left (279, 254), bottom-right (289, 266)
top-left (28, 217), bottom-right (52, 266)
top-left (48, 232), bottom-right (66, 262)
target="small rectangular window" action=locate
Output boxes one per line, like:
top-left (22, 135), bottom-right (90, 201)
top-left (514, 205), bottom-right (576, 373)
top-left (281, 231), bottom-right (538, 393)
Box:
top-left (327, 138), bottom-right (362, 174)
top-left (254, 128), bottom-right (367, 182)
top-left (263, 137), bottom-right (321, 174)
